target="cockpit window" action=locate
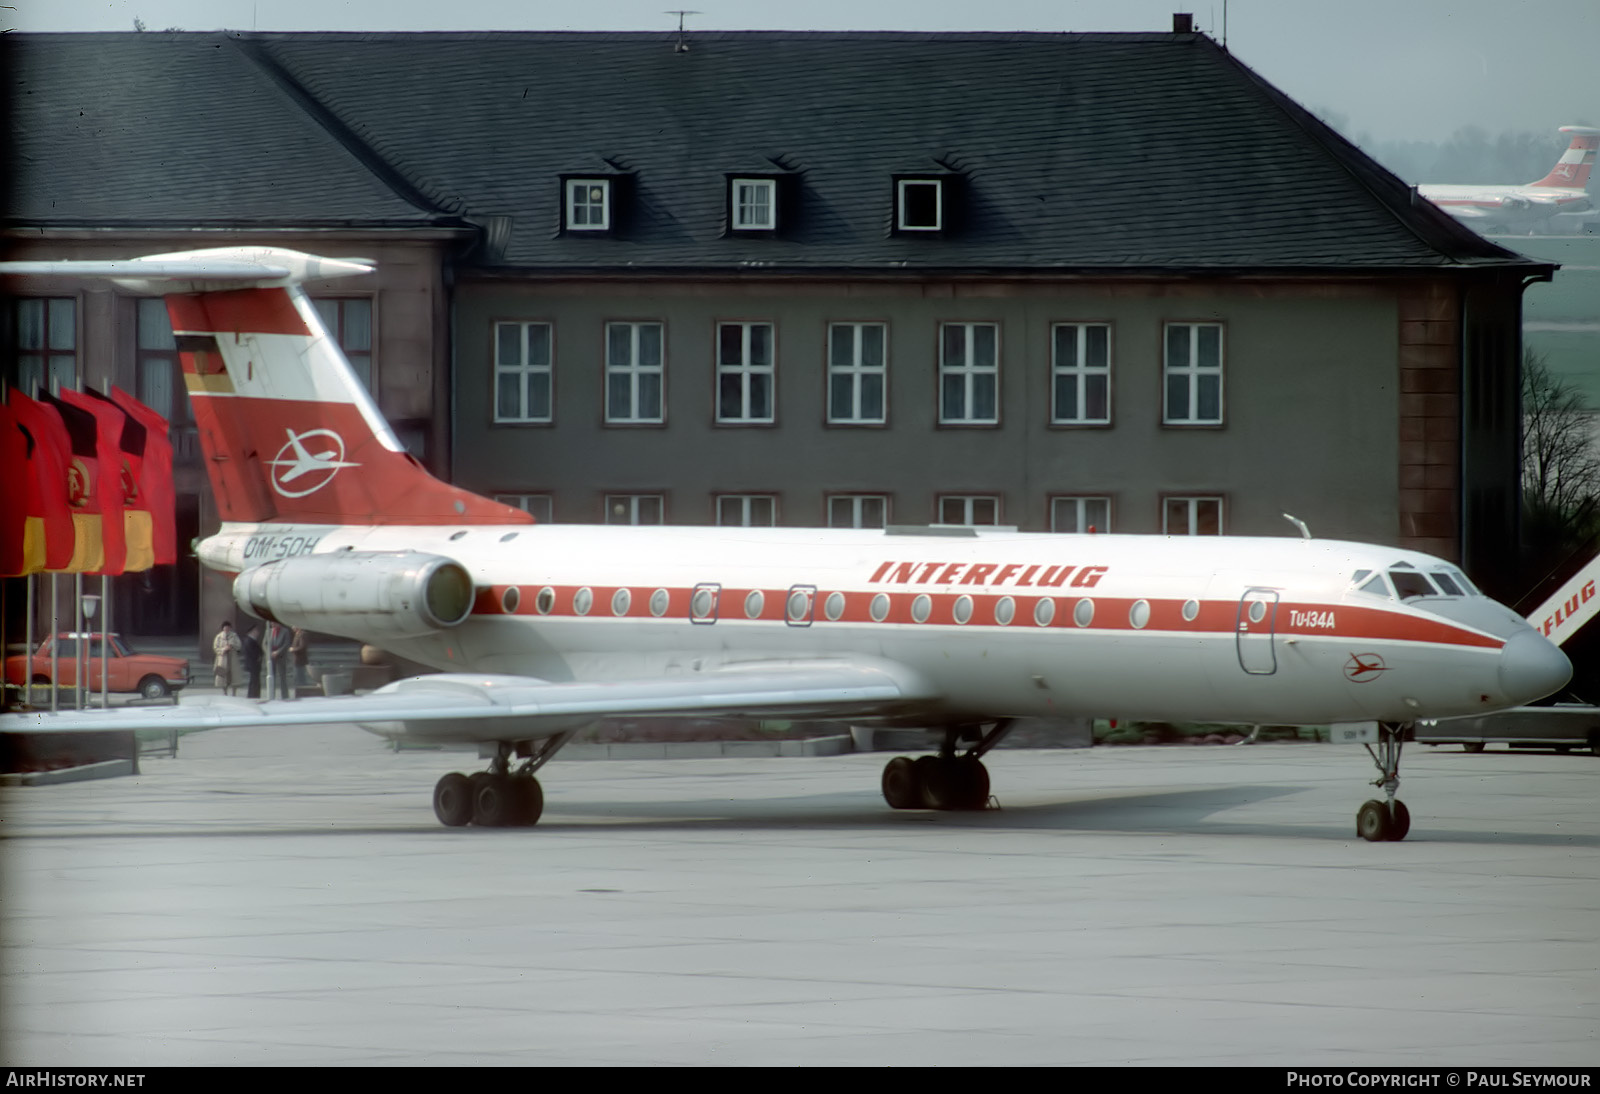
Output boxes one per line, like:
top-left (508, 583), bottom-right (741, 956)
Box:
top-left (1389, 570), bottom-right (1438, 600)
top-left (1449, 569), bottom-right (1480, 596)
top-left (1351, 569), bottom-right (1373, 586)
top-left (1357, 574), bottom-right (1392, 599)
top-left (1430, 571), bottom-right (1465, 597)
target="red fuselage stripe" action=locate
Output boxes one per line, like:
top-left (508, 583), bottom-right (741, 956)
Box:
top-left (471, 585), bottom-right (1503, 650)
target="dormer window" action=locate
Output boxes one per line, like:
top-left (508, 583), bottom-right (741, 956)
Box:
top-left (731, 178), bottom-right (776, 231)
top-left (896, 178), bottom-right (943, 231)
top-left (565, 178), bottom-right (611, 231)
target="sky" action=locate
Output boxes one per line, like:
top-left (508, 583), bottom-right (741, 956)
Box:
top-left (4, 0), bottom-right (1597, 147)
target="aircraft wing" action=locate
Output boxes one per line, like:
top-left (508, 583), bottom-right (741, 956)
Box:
top-left (0, 658), bottom-right (942, 740)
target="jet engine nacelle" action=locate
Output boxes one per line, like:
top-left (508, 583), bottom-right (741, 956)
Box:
top-left (234, 551), bottom-right (475, 639)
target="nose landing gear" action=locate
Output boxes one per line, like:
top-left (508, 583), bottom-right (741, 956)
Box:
top-left (1357, 721), bottom-right (1412, 841)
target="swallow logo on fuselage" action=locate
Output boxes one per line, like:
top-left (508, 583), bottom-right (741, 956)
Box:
top-left (268, 428), bottom-right (359, 497)
top-left (1344, 653), bottom-right (1390, 683)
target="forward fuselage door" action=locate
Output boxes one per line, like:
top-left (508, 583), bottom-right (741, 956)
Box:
top-left (1236, 588), bottom-right (1279, 675)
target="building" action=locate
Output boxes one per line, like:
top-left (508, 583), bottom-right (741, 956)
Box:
top-left (1, 25), bottom-right (1554, 644)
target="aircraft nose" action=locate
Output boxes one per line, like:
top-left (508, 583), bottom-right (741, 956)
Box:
top-left (1498, 630), bottom-right (1572, 704)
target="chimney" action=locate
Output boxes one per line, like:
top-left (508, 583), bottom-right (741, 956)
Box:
top-left (1173, 13), bottom-right (1194, 33)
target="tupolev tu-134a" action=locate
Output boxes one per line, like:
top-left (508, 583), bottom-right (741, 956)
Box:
top-left (0, 248), bottom-right (1571, 841)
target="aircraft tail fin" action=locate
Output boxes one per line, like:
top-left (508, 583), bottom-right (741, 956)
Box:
top-left (1529, 126), bottom-right (1599, 190)
top-left (3, 248), bottom-right (532, 528)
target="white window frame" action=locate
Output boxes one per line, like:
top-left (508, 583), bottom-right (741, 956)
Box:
top-left (828, 494), bottom-right (889, 529)
top-left (493, 321), bottom-right (553, 423)
top-left (1051, 496), bottom-right (1111, 534)
top-left (827, 322), bottom-right (887, 424)
top-left (605, 321), bottom-right (664, 424)
top-left (716, 321), bottom-right (775, 424)
top-left (604, 494), bottom-right (664, 525)
top-left (897, 179), bottom-right (943, 231)
top-left (566, 178), bottom-right (611, 232)
top-left (1163, 495), bottom-right (1224, 535)
top-left (938, 495), bottom-right (1001, 526)
top-left (716, 494), bottom-right (778, 527)
top-left (1051, 323), bottom-right (1111, 425)
top-left (1163, 322), bottom-right (1224, 426)
top-left (731, 178), bottom-right (776, 231)
top-left (494, 493), bottom-right (554, 522)
top-left (939, 322), bottom-right (999, 425)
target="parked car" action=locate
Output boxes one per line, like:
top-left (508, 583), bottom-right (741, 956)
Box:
top-left (4, 632), bottom-right (190, 699)
top-left (1416, 704), bottom-right (1600, 754)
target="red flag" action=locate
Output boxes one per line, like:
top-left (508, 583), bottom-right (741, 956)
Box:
top-left (111, 386), bottom-right (176, 566)
top-left (8, 392), bottom-right (77, 572)
top-left (0, 402), bottom-right (34, 575)
top-left (56, 388), bottom-right (132, 575)
top-left (83, 387), bottom-right (155, 572)
top-left (41, 389), bottom-right (124, 574)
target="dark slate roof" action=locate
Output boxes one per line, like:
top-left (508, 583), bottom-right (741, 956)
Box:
top-left (3, 30), bottom-right (1545, 275)
top-left (1, 33), bottom-right (455, 229)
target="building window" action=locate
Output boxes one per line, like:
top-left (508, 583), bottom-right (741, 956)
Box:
top-left (717, 322), bottom-right (775, 423)
top-left (495, 493), bottom-right (554, 522)
top-left (312, 298), bottom-right (373, 391)
top-left (605, 494), bottom-right (664, 525)
top-left (566, 179), bottom-right (611, 231)
top-left (12, 297), bottom-right (76, 393)
top-left (1051, 324), bottom-right (1111, 425)
top-left (1164, 323), bottom-right (1223, 425)
top-left (605, 322), bottom-right (664, 423)
top-left (730, 178), bottom-right (776, 231)
top-left (1051, 496), bottom-right (1111, 534)
top-left (493, 322), bottom-right (553, 423)
top-left (828, 494), bottom-right (888, 529)
top-left (1164, 495), bottom-right (1224, 535)
top-left (827, 323), bottom-right (886, 424)
top-left (717, 494), bottom-right (777, 527)
top-left (939, 323), bottom-right (998, 424)
top-left (939, 495), bottom-right (1001, 526)
top-left (897, 179), bottom-right (942, 231)
top-left (135, 298), bottom-right (187, 428)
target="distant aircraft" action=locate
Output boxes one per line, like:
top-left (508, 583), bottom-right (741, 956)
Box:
top-left (0, 248), bottom-right (1573, 841)
top-left (1419, 126), bottom-right (1597, 233)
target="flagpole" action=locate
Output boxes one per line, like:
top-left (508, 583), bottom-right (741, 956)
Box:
top-left (25, 575), bottom-right (34, 709)
top-left (49, 574), bottom-right (59, 712)
top-left (100, 574), bottom-right (109, 709)
top-left (74, 572), bottom-right (84, 710)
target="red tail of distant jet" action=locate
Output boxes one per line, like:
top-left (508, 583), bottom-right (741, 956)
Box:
top-left (1420, 126), bottom-right (1598, 232)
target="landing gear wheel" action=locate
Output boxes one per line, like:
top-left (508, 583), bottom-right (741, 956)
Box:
top-left (918, 756), bottom-right (990, 811)
top-left (1357, 799), bottom-right (1391, 842)
top-left (433, 772), bottom-right (473, 827)
top-left (1463, 742), bottom-right (1485, 753)
top-left (1386, 800), bottom-right (1411, 842)
top-left (881, 756), bottom-right (920, 810)
top-left (473, 773), bottom-right (519, 827)
top-left (512, 776), bottom-right (544, 826)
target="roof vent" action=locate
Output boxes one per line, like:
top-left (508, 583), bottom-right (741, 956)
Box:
top-left (1173, 13), bottom-right (1194, 32)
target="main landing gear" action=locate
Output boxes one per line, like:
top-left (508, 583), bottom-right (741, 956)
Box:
top-left (1356, 721), bottom-right (1412, 842)
top-left (881, 720), bottom-right (1013, 812)
top-left (432, 735), bottom-right (571, 828)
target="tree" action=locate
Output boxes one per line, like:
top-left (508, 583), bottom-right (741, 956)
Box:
top-left (1522, 350), bottom-right (1600, 578)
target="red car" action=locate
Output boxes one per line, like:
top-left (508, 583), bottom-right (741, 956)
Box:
top-left (5, 632), bottom-right (191, 699)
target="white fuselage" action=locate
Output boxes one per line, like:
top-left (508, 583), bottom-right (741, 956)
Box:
top-left (202, 521), bottom-right (1554, 729)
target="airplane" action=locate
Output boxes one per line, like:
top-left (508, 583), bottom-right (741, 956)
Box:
top-left (1418, 126), bottom-right (1598, 233)
top-left (0, 247), bottom-right (1573, 842)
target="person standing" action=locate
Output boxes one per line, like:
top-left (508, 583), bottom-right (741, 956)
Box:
top-left (242, 625), bottom-right (264, 699)
top-left (211, 621), bottom-right (241, 696)
top-left (289, 627), bottom-right (310, 697)
top-left (268, 624), bottom-right (292, 700)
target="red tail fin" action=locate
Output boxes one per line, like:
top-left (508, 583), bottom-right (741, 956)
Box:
top-left (1530, 126), bottom-right (1599, 189)
top-left (147, 249), bottom-right (530, 527)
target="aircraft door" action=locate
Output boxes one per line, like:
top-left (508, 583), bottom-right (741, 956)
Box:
top-left (1236, 588), bottom-right (1279, 675)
